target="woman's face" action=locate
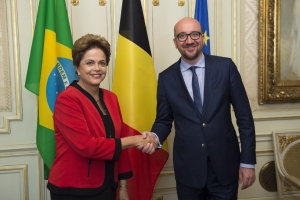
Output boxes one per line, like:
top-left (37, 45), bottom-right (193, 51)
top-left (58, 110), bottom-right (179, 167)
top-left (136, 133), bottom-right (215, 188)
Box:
top-left (76, 48), bottom-right (107, 88)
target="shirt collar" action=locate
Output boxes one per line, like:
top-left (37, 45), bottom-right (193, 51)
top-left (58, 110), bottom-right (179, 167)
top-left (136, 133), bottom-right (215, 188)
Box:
top-left (180, 52), bottom-right (205, 72)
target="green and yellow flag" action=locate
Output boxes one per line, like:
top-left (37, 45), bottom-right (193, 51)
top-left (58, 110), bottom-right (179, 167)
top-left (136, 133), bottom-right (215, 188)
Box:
top-left (25, 0), bottom-right (77, 179)
top-left (113, 0), bottom-right (169, 199)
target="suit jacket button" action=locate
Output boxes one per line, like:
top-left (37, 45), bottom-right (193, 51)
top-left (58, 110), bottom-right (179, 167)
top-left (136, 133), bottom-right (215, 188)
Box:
top-left (202, 144), bottom-right (205, 147)
top-left (202, 123), bottom-right (206, 127)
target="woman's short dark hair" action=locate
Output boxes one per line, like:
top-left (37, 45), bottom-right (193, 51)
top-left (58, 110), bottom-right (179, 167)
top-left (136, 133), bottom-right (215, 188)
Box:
top-left (72, 34), bottom-right (111, 67)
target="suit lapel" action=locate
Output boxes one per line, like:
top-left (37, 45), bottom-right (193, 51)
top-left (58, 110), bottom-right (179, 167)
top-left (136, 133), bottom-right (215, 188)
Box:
top-left (172, 59), bottom-right (203, 119)
top-left (202, 54), bottom-right (214, 116)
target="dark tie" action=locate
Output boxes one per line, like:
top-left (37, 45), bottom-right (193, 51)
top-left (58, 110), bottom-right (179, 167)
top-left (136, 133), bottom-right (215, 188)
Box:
top-left (190, 66), bottom-right (202, 114)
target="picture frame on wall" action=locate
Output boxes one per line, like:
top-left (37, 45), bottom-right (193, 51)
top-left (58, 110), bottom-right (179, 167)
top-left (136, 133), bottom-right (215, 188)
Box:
top-left (259, 0), bottom-right (300, 104)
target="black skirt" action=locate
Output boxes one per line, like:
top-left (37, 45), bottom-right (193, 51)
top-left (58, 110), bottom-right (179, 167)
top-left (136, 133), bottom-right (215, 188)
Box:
top-left (50, 184), bottom-right (116, 200)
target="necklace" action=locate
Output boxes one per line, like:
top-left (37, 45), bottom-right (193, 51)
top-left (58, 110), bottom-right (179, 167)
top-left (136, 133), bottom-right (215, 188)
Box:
top-left (96, 98), bottom-right (100, 102)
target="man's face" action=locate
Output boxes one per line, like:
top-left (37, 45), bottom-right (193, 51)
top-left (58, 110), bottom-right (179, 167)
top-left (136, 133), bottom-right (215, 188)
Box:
top-left (173, 19), bottom-right (204, 64)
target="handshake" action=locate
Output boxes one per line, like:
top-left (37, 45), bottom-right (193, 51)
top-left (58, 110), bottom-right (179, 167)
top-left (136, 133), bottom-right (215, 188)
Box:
top-left (136, 132), bottom-right (159, 155)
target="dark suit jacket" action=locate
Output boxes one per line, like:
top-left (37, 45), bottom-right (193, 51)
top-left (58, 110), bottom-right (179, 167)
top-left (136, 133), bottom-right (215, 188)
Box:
top-left (151, 54), bottom-right (256, 188)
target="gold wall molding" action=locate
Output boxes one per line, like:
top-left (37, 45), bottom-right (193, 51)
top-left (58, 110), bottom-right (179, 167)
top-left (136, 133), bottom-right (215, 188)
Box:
top-left (0, 0), bottom-right (11, 112)
top-left (256, 149), bottom-right (273, 154)
top-left (0, 0), bottom-right (22, 134)
top-left (159, 170), bottom-right (175, 175)
top-left (241, 0), bottom-right (300, 112)
top-left (282, 141), bottom-right (300, 192)
top-left (71, 0), bottom-right (79, 6)
top-left (233, 0), bottom-right (237, 63)
top-left (154, 186), bottom-right (177, 191)
top-left (254, 114), bottom-right (300, 121)
top-left (178, 0), bottom-right (185, 6)
top-left (273, 131), bottom-right (300, 195)
top-left (99, 0), bottom-right (106, 6)
top-left (218, 0), bottom-right (222, 55)
top-left (259, 0), bottom-right (300, 104)
top-left (283, 182), bottom-right (299, 193)
top-left (0, 144), bottom-right (38, 157)
top-left (71, 0), bottom-right (106, 6)
top-left (278, 135), bottom-right (300, 153)
top-left (153, 0), bottom-right (159, 6)
top-left (0, 165), bottom-right (28, 200)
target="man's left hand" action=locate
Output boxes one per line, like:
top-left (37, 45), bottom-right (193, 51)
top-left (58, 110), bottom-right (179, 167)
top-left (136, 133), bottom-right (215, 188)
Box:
top-left (239, 167), bottom-right (256, 190)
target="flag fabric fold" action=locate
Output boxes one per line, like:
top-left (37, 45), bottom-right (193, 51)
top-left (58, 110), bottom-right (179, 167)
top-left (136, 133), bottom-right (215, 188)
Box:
top-left (112, 0), bottom-right (169, 199)
top-left (25, 0), bottom-right (77, 179)
top-left (195, 0), bottom-right (211, 54)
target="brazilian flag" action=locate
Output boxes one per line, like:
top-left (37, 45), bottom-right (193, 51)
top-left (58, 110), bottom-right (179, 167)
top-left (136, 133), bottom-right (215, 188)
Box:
top-left (112, 0), bottom-right (169, 199)
top-left (25, 0), bottom-right (77, 179)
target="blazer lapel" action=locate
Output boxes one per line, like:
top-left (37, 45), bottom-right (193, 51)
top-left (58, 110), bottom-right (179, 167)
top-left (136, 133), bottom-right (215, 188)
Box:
top-left (173, 58), bottom-right (203, 119)
top-left (202, 54), bottom-right (214, 116)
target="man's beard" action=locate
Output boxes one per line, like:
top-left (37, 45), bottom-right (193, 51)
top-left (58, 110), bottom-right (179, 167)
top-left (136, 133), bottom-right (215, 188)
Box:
top-left (181, 49), bottom-right (201, 60)
top-left (179, 42), bottom-right (202, 60)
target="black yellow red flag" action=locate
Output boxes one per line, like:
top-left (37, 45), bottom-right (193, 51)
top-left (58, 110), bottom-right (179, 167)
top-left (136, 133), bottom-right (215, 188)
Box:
top-left (112, 0), bottom-right (169, 199)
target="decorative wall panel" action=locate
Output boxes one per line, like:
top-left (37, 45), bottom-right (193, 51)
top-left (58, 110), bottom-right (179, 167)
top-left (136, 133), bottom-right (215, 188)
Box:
top-left (0, 165), bottom-right (28, 200)
top-left (0, 0), bottom-right (11, 111)
top-left (0, 0), bottom-right (22, 133)
top-left (241, 0), bottom-right (300, 114)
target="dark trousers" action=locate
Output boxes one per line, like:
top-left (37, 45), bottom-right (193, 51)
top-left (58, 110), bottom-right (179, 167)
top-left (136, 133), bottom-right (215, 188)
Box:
top-left (176, 158), bottom-right (238, 200)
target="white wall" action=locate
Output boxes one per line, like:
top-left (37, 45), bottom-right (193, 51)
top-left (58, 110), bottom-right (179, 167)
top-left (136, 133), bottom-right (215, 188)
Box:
top-left (0, 0), bottom-right (299, 200)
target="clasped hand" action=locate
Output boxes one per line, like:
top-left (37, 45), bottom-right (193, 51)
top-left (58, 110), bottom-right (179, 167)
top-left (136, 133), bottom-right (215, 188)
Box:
top-left (136, 132), bottom-right (158, 154)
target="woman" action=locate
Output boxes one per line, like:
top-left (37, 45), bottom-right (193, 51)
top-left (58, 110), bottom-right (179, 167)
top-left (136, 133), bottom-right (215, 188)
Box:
top-left (47, 34), bottom-right (157, 200)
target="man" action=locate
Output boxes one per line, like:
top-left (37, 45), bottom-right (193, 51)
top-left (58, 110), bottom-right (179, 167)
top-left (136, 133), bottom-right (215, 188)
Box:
top-left (141, 17), bottom-right (256, 199)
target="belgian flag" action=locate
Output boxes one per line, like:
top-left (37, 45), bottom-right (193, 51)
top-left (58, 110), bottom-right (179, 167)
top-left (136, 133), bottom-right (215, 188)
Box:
top-left (112, 0), bottom-right (169, 199)
top-left (25, 0), bottom-right (77, 179)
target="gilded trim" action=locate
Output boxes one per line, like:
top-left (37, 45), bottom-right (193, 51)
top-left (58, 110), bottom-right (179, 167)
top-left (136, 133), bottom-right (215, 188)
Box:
top-left (273, 131), bottom-right (300, 194)
top-left (71, 0), bottom-right (79, 6)
top-left (213, 0), bottom-right (217, 54)
top-left (259, 0), bottom-right (300, 103)
top-left (152, 0), bottom-right (159, 6)
top-left (99, 0), bottom-right (106, 6)
top-left (0, 0), bottom-right (11, 112)
top-left (256, 149), bottom-right (273, 154)
top-left (191, 0), bottom-right (195, 17)
top-left (278, 135), bottom-right (300, 152)
top-left (154, 186), bottom-right (177, 191)
top-left (144, 0), bottom-right (147, 24)
top-left (112, 0), bottom-right (116, 84)
top-left (178, 0), bottom-right (185, 6)
top-left (215, 0), bottom-right (222, 55)
top-left (0, 0), bottom-right (22, 133)
top-left (254, 114), bottom-right (300, 121)
top-left (159, 170), bottom-right (175, 175)
top-left (38, 153), bottom-right (42, 200)
top-left (0, 144), bottom-right (38, 157)
top-left (233, 0), bottom-right (237, 63)
top-left (0, 165), bottom-right (28, 200)
top-left (219, 0), bottom-right (222, 55)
